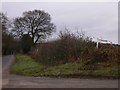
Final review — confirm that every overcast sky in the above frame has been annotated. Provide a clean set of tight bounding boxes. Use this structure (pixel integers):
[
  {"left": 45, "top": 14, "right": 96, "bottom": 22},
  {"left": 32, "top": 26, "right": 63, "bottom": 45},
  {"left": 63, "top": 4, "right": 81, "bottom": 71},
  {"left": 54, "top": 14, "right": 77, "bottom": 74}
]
[{"left": 2, "top": 2, "right": 118, "bottom": 44}]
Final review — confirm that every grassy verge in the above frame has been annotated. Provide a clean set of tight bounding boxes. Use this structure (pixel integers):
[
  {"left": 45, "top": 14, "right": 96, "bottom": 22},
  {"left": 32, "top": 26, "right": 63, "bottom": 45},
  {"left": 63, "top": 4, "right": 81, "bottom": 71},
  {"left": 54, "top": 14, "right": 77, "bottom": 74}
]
[
  {"left": 10, "top": 54, "right": 45, "bottom": 76},
  {"left": 11, "top": 54, "right": 119, "bottom": 78}
]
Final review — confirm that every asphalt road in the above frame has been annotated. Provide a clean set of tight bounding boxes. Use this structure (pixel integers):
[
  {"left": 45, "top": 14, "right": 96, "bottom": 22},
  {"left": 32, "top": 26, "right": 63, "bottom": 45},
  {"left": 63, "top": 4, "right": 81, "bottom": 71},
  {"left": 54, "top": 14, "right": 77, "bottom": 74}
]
[
  {"left": 2, "top": 55, "right": 118, "bottom": 88},
  {"left": 2, "top": 55, "right": 15, "bottom": 73}
]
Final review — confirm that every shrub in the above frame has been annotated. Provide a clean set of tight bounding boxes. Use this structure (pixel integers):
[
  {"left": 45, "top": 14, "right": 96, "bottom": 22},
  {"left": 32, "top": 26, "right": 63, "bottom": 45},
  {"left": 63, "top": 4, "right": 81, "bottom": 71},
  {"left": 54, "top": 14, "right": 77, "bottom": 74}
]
[
  {"left": 34, "top": 30, "right": 95, "bottom": 66},
  {"left": 86, "top": 45, "right": 119, "bottom": 64},
  {"left": 20, "top": 34, "right": 34, "bottom": 54},
  {"left": 30, "top": 29, "right": 119, "bottom": 66}
]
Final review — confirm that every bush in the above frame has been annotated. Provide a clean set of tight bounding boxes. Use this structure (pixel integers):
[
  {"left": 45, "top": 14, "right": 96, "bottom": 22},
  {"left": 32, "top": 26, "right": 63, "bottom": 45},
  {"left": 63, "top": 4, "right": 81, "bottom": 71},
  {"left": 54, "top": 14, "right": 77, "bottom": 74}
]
[
  {"left": 30, "top": 29, "right": 119, "bottom": 66},
  {"left": 20, "top": 34, "right": 34, "bottom": 54},
  {"left": 34, "top": 30, "right": 95, "bottom": 66},
  {"left": 86, "top": 45, "right": 119, "bottom": 65}
]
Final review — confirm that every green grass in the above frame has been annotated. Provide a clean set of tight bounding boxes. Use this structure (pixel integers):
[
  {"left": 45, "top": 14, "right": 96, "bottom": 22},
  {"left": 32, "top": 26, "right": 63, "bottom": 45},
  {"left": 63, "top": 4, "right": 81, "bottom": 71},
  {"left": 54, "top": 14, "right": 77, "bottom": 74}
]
[
  {"left": 10, "top": 54, "right": 45, "bottom": 76},
  {"left": 11, "top": 54, "right": 119, "bottom": 78},
  {"left": 41, "top": 62, "right": 119, "bottom": 78}
]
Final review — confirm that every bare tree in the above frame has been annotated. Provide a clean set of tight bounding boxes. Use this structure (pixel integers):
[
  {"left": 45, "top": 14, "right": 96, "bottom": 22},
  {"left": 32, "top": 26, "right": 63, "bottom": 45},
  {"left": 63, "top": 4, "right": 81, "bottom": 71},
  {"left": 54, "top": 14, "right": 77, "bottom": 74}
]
[
  {"left": 0, "top": 13, "right": 17, "bottom": 55},
  {"left": 0, "top": 13, "right": 9, "bottom": 33},
  {"left": 12, "top": 10, "right": 56, "bottom": 45}
]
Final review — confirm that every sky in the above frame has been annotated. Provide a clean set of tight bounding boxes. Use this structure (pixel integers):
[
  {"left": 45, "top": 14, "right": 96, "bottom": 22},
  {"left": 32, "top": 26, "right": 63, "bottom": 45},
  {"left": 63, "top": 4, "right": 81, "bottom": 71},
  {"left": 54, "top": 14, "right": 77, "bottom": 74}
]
[{"left": 1, "top": 2, "right": 118, "bottom": 44}]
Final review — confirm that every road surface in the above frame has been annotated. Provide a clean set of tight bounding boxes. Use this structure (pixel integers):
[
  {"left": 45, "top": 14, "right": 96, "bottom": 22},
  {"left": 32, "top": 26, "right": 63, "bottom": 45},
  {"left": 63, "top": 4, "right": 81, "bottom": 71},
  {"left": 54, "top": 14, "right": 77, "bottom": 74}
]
[
  {"left": 2, "top": 55, "right": 15, "bottom": 73},
  {"left": 2, "top": 55, "right": 118, "bottom": 88}
]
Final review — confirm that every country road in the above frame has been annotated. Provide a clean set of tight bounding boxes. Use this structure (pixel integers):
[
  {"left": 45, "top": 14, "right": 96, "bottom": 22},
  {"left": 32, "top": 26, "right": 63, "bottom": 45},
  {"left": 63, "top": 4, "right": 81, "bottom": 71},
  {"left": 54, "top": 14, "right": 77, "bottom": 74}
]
[
  {"left": 2, "top": 55, "right": 15, "bottom": 73},
  {"left": 2, "top": 55, "right": 119, "bottom": 88}
]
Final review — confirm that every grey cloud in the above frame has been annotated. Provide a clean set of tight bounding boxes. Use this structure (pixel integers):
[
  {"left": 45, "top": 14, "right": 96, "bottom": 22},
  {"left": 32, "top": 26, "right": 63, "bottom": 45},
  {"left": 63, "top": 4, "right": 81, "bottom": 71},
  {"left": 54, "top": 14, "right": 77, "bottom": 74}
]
[{"left": 2, "top": 2, "right": 118, "bottom": 44}]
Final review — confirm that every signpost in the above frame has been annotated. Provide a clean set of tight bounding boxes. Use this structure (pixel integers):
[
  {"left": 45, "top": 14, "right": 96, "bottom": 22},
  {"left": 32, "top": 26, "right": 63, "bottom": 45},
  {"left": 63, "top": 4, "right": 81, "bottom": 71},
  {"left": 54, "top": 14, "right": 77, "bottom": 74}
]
[{"left": 96, "top": 38, "right": 112, "bottom": 48}]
